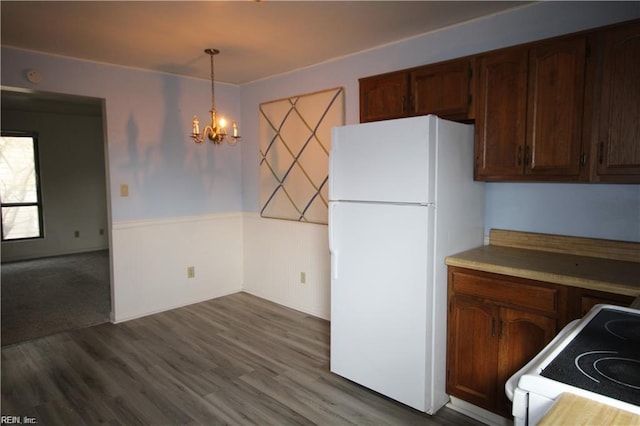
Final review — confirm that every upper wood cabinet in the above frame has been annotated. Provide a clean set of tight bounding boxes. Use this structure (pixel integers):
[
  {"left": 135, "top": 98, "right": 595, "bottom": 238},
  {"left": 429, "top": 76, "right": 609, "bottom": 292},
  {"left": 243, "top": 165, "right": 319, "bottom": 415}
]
[
  {"left": 359, "top": 71, "right": 409, "bottom": 123},
  {"left": 474, "top": 47, "right": 528, "bottom": 179},
  {"left": 475, "top": 35, "right": 587, "bottom": 181},
  {"left": 409, "top": 58, "right": 473, "bottom": 121},
  {"left": 587, "top": 20, "right": 640, "bottom": 182},
  {"left": 359, "top": 57, "right": 473, "bottom": 123},
  {"left": 526, "top": 36, "right": 587, "bottom": 178},
  {"left": 359, "top": 19, "right": 640, "bottom": 183}
]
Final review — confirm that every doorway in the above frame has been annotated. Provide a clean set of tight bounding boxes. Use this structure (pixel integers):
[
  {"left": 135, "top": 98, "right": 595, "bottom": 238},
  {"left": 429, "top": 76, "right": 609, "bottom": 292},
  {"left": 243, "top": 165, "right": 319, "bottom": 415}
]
[{"left": 0, "top": 89, "right": 112, "bottom": 346}]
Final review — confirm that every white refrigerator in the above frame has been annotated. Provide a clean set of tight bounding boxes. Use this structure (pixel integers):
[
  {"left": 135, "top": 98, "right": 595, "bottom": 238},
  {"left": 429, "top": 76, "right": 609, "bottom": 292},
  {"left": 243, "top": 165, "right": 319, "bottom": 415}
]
[{"left": 328, "top": 115, "right": 484, "bottom": 414}]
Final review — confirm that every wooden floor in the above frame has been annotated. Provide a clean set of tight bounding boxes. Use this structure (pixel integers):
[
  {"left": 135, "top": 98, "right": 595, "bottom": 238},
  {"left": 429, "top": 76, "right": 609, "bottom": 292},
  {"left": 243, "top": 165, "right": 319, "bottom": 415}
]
[{"left": 2, "top": 292, "right": 484, "bottom": 425}]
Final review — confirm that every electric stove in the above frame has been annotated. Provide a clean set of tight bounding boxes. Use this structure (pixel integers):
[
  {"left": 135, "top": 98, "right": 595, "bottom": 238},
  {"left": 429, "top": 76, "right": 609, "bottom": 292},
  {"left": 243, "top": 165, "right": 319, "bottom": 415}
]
[{"left": 506, "top": 304, "right": 640, "bottom": 426}]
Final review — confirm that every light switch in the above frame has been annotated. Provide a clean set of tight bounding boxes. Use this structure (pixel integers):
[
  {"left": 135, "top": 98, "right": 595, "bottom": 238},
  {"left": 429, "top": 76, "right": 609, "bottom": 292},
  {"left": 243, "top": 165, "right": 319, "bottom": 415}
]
[{"left": 120, "top": 184, "right": 129, "bottom": 197}]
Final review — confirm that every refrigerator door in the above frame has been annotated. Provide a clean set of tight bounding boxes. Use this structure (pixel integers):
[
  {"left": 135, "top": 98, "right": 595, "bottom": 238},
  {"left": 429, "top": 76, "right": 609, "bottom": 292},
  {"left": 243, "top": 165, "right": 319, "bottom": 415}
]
[
  {"left": 329, "top": 200, "right": 434, "bottom": 412},
  {"left": 329, "top": 116, "right": 436, "bottom": 204}
]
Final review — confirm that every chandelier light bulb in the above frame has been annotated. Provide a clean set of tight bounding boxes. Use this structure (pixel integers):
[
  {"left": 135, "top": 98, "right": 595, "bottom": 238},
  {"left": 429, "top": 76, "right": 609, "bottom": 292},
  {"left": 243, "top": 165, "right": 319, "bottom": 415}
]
[{"left": 192, "top": 116, "right": 200, "bottom": 135}]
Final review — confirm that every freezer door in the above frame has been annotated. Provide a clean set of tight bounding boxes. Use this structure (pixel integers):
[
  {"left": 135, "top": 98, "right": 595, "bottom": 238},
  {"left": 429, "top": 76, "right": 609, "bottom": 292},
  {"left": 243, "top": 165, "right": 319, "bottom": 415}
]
[
  {"left": 329, "top": 201, "right": 434, "bottom": 412},
  {"left": 329, "top": 116, "right": 435, "bottom": 204}
]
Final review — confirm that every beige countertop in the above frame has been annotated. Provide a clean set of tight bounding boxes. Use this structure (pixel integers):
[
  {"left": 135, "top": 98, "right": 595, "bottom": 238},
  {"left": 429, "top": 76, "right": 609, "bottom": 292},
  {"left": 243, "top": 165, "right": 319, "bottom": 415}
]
[{"left": 445, "top": 229, "right": 640, "bottom": 297}]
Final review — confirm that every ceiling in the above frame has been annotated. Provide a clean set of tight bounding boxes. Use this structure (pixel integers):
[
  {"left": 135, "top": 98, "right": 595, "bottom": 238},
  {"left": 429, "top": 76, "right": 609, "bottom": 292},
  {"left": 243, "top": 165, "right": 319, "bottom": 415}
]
[{"left": 1, "top": 1, "right": 530, "bottom": 85}]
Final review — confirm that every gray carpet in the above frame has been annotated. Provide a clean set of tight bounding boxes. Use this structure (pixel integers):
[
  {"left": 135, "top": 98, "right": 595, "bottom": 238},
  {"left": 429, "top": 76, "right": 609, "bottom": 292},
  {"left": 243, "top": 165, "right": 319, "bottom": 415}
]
[{"left": 1, "top": 250, "right": 111, "bottom": 346}]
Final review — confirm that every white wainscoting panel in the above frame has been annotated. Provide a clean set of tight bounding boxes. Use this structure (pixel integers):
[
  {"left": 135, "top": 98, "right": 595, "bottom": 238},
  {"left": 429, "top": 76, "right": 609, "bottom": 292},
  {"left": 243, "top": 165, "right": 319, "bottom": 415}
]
[
  {"left": 111, "top": 213, "right": 243, "bottom": 322},
  {"left": 242, "top": 213, "right": 330, "bottom": 320}
]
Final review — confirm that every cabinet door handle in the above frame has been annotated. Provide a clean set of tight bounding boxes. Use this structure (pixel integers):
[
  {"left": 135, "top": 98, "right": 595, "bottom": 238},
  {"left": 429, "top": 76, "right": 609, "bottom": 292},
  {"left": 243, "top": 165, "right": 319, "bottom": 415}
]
[
  {"left": 525, "top": 146, "right": 531, "bottom": 167},
  {"left": 517, "top": 146, "right": 523, "bottom": 166},
  {"left": 491, "top": 317, "right": 496, "bottom": 337},
  {"left": 499, "top": 319, "right": 504, "bottom": 339}
]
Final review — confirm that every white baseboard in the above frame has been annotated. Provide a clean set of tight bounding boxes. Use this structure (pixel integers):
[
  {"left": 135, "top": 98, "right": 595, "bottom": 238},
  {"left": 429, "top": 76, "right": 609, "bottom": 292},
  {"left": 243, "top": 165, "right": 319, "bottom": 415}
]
[
  {"left": 243, "top": 288, "right": 328, "bottom": 320},
  {"left": 111, "top": 288, "right": 241, "bottom": 323},
  {"left": 447, "top": 397, "right": 512, "bottom": 426}
]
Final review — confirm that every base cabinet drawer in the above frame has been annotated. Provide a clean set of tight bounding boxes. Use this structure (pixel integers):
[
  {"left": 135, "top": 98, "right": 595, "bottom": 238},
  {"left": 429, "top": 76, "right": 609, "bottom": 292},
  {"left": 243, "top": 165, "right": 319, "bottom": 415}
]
[
  {"left": 451, "top": 269, "right": 561, "bottom": 314},
  {"left": 567, "top": 287, "right": 636, "bottom": 318}
]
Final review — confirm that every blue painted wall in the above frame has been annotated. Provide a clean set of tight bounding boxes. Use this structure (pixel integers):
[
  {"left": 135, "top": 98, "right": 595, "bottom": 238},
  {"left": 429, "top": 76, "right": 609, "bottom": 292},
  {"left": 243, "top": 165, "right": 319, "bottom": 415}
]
[
  {"left": 1, "top": 48, "right": 242, "bottom": 222},
  {"left": 485, "top": 183, "right": 640, "bottom": 241}
]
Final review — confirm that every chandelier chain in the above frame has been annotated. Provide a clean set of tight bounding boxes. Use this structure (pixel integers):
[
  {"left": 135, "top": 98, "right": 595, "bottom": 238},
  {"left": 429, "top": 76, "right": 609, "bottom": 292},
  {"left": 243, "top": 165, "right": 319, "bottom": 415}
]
[{"left": 210, "top": 52, "right": 215, "bottom": 111}]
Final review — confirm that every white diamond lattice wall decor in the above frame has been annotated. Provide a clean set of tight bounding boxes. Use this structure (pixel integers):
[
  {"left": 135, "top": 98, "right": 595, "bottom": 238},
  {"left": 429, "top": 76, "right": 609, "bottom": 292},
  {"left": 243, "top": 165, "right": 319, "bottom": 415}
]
[{"left": 259, "top": 87, "right": 344, "bottom": 224}]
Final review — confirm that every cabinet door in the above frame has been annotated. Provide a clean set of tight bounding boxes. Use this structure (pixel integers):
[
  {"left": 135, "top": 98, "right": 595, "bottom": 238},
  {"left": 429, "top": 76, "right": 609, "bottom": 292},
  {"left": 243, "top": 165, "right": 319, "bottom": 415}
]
[
  {"left": 496, "top": 307, "right": 557, "bottom": 416},
  {"left": 474, "top": 47, "right": 528, "bottom": 180},
  {"left": 359, "top": 71, "right": 409, "bottom": 123},
  {"left": 447, "top": 295, "right": 499, "bottom": 410},
  {"left": 526, "top": 36, "right": 586, "bottom": 178},
  {"left": 595, "top": 21, "right": 640, "bottom": 180},
  {"left": 410, "top": 58, "right": 472, "bottom": 121}
]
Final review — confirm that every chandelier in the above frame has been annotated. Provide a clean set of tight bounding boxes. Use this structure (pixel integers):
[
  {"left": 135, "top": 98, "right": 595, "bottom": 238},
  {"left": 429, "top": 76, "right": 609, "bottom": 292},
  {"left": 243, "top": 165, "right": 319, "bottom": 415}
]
[{"left": 190, "top": 48, "right": 240, "bottom": 145}]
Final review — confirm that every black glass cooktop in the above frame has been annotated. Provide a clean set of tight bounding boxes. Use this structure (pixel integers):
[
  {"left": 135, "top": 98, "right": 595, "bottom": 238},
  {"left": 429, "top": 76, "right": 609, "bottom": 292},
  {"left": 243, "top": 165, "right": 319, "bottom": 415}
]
[{"left": 541, "top": 308, "right": 640, "bottom": 406}]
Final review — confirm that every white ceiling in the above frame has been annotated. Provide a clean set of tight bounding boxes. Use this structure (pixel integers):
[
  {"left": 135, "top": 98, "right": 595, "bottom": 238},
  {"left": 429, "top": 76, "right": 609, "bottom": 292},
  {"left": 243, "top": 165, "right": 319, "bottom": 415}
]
[{"left": 1, "top": 1, "right": 530, "bottom": 85}]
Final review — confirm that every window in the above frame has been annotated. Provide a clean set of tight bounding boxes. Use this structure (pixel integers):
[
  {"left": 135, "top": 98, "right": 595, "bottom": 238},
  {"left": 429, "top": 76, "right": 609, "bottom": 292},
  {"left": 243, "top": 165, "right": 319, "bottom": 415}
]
[{"left": 0, "top": 131, "right": 44, "bottom": 241}]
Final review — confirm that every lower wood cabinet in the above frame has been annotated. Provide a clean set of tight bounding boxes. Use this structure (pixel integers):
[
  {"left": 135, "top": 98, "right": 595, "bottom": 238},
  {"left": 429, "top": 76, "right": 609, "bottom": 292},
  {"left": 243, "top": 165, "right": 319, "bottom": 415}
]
[
  {"left": 446, "top": 267, "right": 563, "bottom": 417},
  {"left": 447, "top": 294, "right": 500, "bottom": 410},
  {"left": 570, "top": 287, "right": 636, "bottom": 317},
  {"left": 447, "top": 266, "right": 637, "bottom": 418},
  {"left": 496, "top": 306, "right": 557, "bottom": 414}
]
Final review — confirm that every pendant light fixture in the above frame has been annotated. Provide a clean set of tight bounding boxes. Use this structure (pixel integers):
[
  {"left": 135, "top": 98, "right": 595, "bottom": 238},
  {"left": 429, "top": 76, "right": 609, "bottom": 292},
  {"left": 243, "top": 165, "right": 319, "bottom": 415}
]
[{"left": 190, "top": 48, "right": 240, "bottom": 144}]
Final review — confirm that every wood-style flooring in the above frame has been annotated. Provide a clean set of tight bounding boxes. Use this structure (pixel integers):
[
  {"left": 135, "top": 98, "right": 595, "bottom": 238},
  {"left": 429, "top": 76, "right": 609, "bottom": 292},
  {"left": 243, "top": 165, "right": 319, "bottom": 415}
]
[{"left": 1, "top": 292, "right": 484, "bottom": 425}]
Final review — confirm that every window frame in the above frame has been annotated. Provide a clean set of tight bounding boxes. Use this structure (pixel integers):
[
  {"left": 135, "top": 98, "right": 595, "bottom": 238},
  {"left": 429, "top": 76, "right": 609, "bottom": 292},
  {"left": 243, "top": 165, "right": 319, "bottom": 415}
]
[{"left": 1, "top": 130, "right": 45, "bottom": 242}]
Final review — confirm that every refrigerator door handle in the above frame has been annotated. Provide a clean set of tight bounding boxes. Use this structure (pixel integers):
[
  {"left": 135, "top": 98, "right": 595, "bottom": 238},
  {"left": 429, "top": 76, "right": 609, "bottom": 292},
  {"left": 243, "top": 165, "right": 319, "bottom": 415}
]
[{"left": 328, "top": 202, "right": 338, "bottom": 279}]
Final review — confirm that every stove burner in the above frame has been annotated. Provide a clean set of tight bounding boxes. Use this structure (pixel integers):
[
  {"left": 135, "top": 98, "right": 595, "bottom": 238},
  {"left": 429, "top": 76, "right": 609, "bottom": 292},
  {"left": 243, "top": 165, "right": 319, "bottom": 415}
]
[
  {"left": 605, "top": 319, "right": 640, "bottom": 341},
  {"left": 577, "top": 350, "right": 640, "bottom": 390},
  {"left": 575, "top": 350, "right": 617, "bottom": 383},
  {"left": 594, "top": 357, "right": 640, "bottom": 390}
]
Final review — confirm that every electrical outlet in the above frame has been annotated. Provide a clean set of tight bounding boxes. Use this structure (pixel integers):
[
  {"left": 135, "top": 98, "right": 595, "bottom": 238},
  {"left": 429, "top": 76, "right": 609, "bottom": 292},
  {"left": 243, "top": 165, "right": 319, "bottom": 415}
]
[
  {"left": 99, "top": 228, "right": 105, "bottom": 235},
  {"left": 74, "top": 230, "right": 80, "bottom": 238},
  {"left": 187, "top": 266, "right": 195, "bottom": 278},
  {"left": 300, "top": 272, "right": 306, "bottom": 284},
  {"left": 120, "top": 184, "right": 129, "bottom": 197}
]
